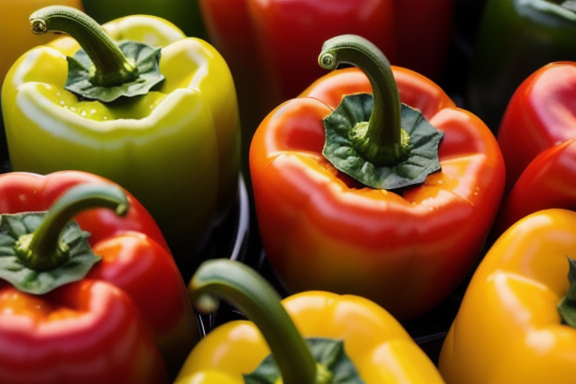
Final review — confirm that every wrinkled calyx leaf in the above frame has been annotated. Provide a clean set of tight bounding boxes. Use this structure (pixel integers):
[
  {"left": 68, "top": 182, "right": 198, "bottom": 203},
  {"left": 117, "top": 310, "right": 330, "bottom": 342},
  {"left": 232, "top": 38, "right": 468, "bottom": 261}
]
[
  {"left": 323, "top": 93, "right": 444, "bottom": 190},
  {"left": 244, "top": 338, "right": 365, "bottom": 384},
  {"left": 558, "top": 257, "right": 576, "bottom": 327},
  {"left": 66, "top": 41, "right": 164, "bottom": 102},
  {"left": 318, "top": 34, "right": 444, "bottom": 190},
  {"left": 0, "top": 183, "right": 129, "bottom": 295},
  {"left": 0, "top": 213, "right": 99, "bottom": 295}
]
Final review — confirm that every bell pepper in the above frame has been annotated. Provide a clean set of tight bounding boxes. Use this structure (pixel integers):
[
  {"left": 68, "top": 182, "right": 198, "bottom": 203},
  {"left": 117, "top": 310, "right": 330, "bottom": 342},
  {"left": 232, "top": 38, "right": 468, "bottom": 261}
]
[
  {"left": 198, "top": 0, "right": 455, "bottom": 176},
  {"left": 491, "top": 139, "right": 576, "bottom": 240},
  {"left": 1, "top": 6, "right": 241, "bottom": 272},
  {"left": 0, "top": 1, "right": 84, "bottom": 173},
  {"left": 439, "top": 208, "right": 576, "bottom": 384},
  {"left": 81, "top": 0, "right": 208, "bottom": 41},
  {"left": 0, "top": 170, "right": 200, "bottom": 383},
  {"left": 249, "top": 34, "right": 505, "bottom": 320},
  {"left": 497, "top": 61, "right": 576, "bottom": 194},
  {"left": 467, "top": 0, "right": 576, "bottom": 133},
  {"left": 175, "top": 259, "right": 445, "bottom": 384}
]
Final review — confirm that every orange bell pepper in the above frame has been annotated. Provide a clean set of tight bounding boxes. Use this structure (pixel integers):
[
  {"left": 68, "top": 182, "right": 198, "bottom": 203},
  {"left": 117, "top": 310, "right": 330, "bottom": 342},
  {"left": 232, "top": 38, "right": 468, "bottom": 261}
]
[{"left": 249, "top": 34, "right": 505, "bottom": 319}]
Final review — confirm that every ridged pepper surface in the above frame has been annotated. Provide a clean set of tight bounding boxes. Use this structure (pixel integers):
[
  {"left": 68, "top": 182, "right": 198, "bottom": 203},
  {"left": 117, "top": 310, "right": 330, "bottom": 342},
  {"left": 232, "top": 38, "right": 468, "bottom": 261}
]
[
  {"left": 1, "top": 6, "right": 241, "bottom": 270},
  {"left": 249, "top": 35, "right": 505, "bottom": 320},
  {"left": 175, "top": 259, "right": 445, "bottom": 384},
  {"left": 0, "top": 170, "right": 199, "bottom": 383},
  {"left": 199, "top": 0, "right": 455, "bottom": 175}
]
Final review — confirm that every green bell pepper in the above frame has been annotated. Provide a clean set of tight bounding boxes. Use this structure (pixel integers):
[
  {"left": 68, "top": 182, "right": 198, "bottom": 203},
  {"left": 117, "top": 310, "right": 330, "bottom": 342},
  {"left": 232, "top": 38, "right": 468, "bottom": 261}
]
[
  {"left": 81, "top": 0, "right": 208, "bottom": 41},
  {"left": 467, "top": 0, "right": 576, "bottom": 133},
  {"left": 1, "top": 6, "right": 241, "bottom": 274}
]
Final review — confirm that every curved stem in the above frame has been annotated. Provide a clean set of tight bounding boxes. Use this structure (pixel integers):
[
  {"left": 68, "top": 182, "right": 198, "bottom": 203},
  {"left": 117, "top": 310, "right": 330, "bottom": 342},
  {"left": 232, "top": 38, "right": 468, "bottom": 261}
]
[
  {"left": 29, "top": 5, "right": 139, "bottom": 87},
  {"left": 16, "top": 184, "right": 129, "bottom": 271},
  {"left": 190, "top": 259, "right": 317, "bottom": 384},
  {"left": 318, "top": 34, "right": 408, "bottom": 166}
]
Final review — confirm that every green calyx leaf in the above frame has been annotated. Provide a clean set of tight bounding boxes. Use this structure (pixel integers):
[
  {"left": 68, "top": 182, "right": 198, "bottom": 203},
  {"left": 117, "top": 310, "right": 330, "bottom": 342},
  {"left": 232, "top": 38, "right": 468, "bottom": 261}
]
[
  {"left": 244, "top": 338, "right": 365, "bottom": 384},
  {"left": 0, "top": 213, "right": 100, "bottom": 295},
  {"left": 322, "top": 93, "right": 444, "bottom": 190},
  {"left": 558, "top": 256, "right": 576, "bottom": 327},
  {"left": 66, "top": 41, "right": 164, "bottom": 102}
]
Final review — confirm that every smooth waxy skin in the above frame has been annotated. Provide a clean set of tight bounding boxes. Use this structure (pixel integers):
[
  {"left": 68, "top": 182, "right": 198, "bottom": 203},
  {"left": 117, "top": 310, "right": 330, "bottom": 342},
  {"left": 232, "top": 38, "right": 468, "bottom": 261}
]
[
  {"left": 440, "top": 209, "right": 576, "bottom": 384},
  {"left": 2, "top": 14, "right": 241, "bottom": 265},
  {"left": 0, "top": 171, "right": 199, "bottom": 381},
  {"left": 250, "top": 66, "right": 505, "bottom": 319},
  {"left": 175, "top": 291, "right": 445, "bottom": 383},
  {"left": 498, "top": 62, "right": 576, "bottom": 193}
]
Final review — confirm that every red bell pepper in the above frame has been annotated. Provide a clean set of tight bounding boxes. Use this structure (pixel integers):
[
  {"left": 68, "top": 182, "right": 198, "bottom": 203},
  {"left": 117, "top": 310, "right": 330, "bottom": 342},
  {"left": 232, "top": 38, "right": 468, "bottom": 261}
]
[
  {"left": 491, "top": 138, "right": 576, "bottom": 239},
  {"left": 249, "top": 35, "right": 505, "bottom": 320},
  {"left": 199, "top": 0, "right": 455, "bottom": 171},
  {"left": 497, "top": 61, "right": 576, "bottom": 194},
  {"left": 0, "top": 171, "right": 199, "bottom": 383}
]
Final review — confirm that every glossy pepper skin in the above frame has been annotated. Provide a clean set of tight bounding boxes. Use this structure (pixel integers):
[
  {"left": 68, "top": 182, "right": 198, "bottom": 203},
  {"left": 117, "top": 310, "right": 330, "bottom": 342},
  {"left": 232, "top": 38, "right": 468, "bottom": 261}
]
[
  {"left": 467, "top": 0, "right": 576, "bottom": 133},
  {"left": 491, "top": 139, "right": 576, "bottom": 240},
  {"left": 175, "top": 259, "right": 445, "bottom": 384},
  {"left": 249, "top": 48, "right": 505, "bottom": 319},
  {"left": 0, "top": 0, "right": 83, "bottom": 86},
  {"left": 1, "top": 9, "right": 241, "bottom": 268},
  {"left": 497, "top": 61, "right": 576, "bottom": 194},
  {"left": 0, "top": 170, "right": 199, "bottom": 382},
  {"left": 198, "top": 0, "right": 455, "bottom": 173},
  {"left": 0, "top": 0, "right": 84, "bottom": 168},
  {"left": 439, "top": 209, "right": 576, "bottom": 384},
  {"left": 1, "top": 280, "right": 168, "bottom": 384}
]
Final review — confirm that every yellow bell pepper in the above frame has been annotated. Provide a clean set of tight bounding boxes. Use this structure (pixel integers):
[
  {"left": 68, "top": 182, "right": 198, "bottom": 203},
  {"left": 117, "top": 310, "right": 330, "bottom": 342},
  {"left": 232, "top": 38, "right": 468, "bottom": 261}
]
[
  {"left": 1, "top": 7, "right": 241, "bottom": 272},
  {"left": 175, "top": 259, "right": 445, "bottom": 384},
  {"left": 439, "top": 208, "right": 576, "bottom": 384}
]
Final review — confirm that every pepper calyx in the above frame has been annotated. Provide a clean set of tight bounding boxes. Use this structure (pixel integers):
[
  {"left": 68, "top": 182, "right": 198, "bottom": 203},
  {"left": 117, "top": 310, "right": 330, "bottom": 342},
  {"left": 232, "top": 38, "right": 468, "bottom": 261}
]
[
  {"left": 66, "top": 41, "right": 164, "bottom": 102},
  {"left": 245, "top": 338, "right": 364, "bottom": 384},
  {"left": 319, "top": 34, "right": 444, "bottom": 190},
  {"left": 30, "top": 5, "right": 164, "bottom": 102},
  {"left": 558, "top": 256, "right": 576, "bottom": 327},
  {"left": 0, "top": 184, "right": 129, "bottom": 295},
  {"left": 323, "top": 93, "right": 443, "bottom": 190}
]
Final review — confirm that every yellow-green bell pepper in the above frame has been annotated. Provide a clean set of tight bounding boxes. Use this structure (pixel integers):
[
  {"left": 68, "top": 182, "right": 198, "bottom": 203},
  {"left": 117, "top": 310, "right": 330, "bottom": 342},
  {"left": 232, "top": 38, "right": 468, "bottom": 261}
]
[
  {"left": 1, "top": 6, "right": 241, "bottom": 273},
  {"left": 175, "top": 259, "right": 445, "bottom": 384},
  {"left": 439, "top": 208, "right": 576, "bottom": 384}
]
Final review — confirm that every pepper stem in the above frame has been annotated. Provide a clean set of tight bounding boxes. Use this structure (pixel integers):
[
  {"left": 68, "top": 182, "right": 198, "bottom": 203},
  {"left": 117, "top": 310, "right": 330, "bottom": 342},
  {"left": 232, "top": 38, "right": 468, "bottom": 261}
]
[
  {"left": 29, "top": 5, "right": 139, "bottom": 87},
  {"left": 15, "top": 184, "right": 129, "bottom": 271},
  {"left": 558, "top": 257, "right": 576, "bottom": 328},
  {"left": 318, "top": 34, "right": 410, "bottom": 166},
  {"left": 190, "top": 259, "right": 317, "bottom": 384}
]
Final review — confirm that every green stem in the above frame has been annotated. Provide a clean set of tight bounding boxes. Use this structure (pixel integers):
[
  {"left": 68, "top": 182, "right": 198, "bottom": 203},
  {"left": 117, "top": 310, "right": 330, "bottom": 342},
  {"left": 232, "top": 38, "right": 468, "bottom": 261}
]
[
  {"left": 318, "top": 34, "right": 409, "bottom": 166},
  {"left": 190, "top": 259, "right": 317, "bottom": 384},
  {"left": 558, "top": 257, "right": 576, "bottom": 327},
  {"left": 29, "top": 5, "right": 139, "bottom": 87},
  {"left": 15, "top": 184, "right": 129, "bottom": 271}
]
